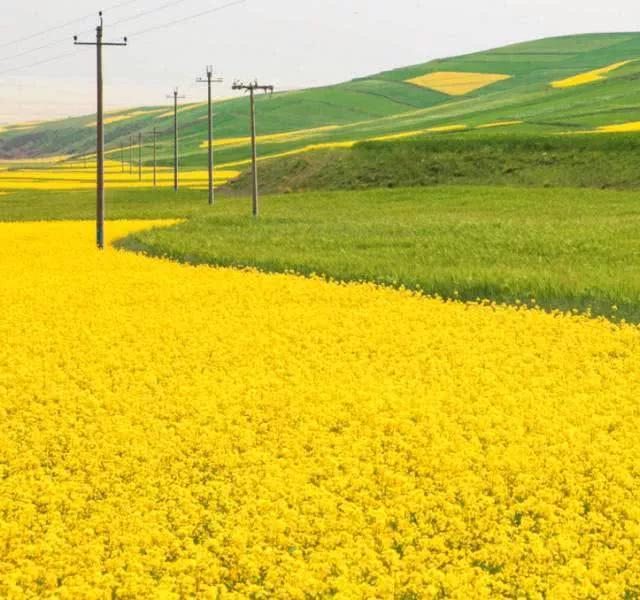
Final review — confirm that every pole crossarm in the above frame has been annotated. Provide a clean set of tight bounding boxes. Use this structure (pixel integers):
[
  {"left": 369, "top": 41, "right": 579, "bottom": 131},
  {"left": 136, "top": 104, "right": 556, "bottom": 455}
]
[{"left": 232, "top": 81, "right": 274, "bottom": 94}]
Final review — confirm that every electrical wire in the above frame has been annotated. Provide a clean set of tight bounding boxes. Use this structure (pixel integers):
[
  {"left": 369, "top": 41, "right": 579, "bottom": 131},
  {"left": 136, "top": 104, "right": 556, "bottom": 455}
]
[
  {"left": 0, "top": 28, "right": 94, "bottom": 64},
  {"left": 0, "top": 51, "right": 78, "bottom": 77},
  {"left": 110, "top": 0, "right": 196, "bottom": 29},
  {"left": 130, "top": 0, "right": 246, "bottom": 38},
  {"left": 0, "top": 0, "right": 247, "bottom": 79},
  {"left": 0, "top": 0, "right": 142, "bottom": 49}
]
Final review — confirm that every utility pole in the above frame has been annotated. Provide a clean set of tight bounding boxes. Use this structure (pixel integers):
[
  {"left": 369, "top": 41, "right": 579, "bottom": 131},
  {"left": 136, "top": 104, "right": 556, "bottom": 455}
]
[
  {"left": 197, "top": 66, "right": 223, "bottom": 205},
  {"left": 232, "top": 80, "right": 274, "bottom": 217},
  {"left": 120, "top": 141, "right": 125, "bottom": 173},
  {"left": 152, "top": 127, "right": 158, "bottom": 187},
  {"left": 74, "top": 13, "right": 127, "bottom": 250},
  {"left": 166, "top": 88, "right": 185, "bottom": 192},
  {"left": 129, "top": 135, "right": 133, "bottom": 175},
  {"left": 138, "top": 132, "right": 142, "bottom": 181}
]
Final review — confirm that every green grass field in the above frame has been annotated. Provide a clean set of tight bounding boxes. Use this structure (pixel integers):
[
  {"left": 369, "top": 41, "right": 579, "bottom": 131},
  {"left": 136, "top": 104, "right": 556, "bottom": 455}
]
[{"left": 3, "top": 185, "right": 640, "bottom": 323}]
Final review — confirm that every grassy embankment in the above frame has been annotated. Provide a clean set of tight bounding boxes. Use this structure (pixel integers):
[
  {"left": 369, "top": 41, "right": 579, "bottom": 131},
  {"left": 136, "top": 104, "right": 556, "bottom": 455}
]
[
  {"left": 3, "top": 185, "right": 639, "bottom": 322},
  {"left": 225, "top": 133, "right": 640, "bottom": 193}
]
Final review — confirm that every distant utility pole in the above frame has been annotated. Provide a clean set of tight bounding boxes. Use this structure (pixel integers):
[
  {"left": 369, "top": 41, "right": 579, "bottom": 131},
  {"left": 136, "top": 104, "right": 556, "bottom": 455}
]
[
  {"left": 129, "top": 135, "right": 133, "bottom": 175},
  {"left": 197, "top": 66, "right": 223, "bottom": 205},
  {"left": 232, "top": 80, "right": 274, "bottom": 217},
  {"left": 166, "top": 87, "right": 185, "bottom": 192},
  {"left": 138, "top": 132, "right": 142, "bottom": 181},
  {"left": 120, "top": 141, "right": 125, "bottom": 173},
  {"left": 152, "top": 127, "right": 158, "bottom": 187},
  {"left": 74, "top": 12, "right": 127, "bottom": 250}
]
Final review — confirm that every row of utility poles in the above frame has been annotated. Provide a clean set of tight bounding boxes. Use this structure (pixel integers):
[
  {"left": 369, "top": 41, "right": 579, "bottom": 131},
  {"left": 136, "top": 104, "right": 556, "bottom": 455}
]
[
  {"left": 75, "top": 12, "right": 274, "bottom": 250},
  {"left": 120, "top": 129, "right": 158, "bottom": 186}
]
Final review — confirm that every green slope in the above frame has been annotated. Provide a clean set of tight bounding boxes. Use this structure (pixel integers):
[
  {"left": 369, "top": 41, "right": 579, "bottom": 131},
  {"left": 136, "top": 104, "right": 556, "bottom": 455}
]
[{"left": 3, "top": 32, "right": 640, "bottom": 169}]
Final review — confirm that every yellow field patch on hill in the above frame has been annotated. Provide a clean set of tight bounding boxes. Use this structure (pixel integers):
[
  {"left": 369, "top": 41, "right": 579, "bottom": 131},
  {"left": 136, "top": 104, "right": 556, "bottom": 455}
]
[
  {"left": 551, "top": 60, "right": 635, "bottom": 89},
  {"left": 370, "top": 125, "right": 467, "bottom": 142},
  {"left": 406, "top": 71, "right": 512, "bottom": 96},
  {"left": 202, "top": 125, "right": 341, "bottom": 150},
  {"left": 157, "top": 102, "right": 208, "bottom": 119},
  {"left": 597, "top": 121, "right": 640, "bottom": 133},
  {"left": 85, "top": 109, "right": 165, "bottom": 128},
  {"left": 476, "top": 120, "right": 523, "bottom": 129},
  {"left": 558, "top": 121, "right": 640, "bottom": 135},
  {"left": 220, "top": 141, "right": 357, "bottom": 169}
]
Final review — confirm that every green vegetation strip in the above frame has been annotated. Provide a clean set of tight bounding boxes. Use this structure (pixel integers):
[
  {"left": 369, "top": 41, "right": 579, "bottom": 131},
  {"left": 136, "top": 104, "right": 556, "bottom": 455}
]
[
  {"left": 227, "top": 134, "right": 640, "bottom": 194},
  {"left": 3, "top": 185, "right": 638, "bottom": 322}
]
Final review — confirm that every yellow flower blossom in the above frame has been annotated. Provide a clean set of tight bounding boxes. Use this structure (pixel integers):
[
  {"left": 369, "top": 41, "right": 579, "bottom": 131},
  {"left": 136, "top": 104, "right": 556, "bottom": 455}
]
[
  {"left": 551, "top": 60, "right": 635, "bottom": 89},
  {"left": 1, "top": 221, "right": 640, "bottom": 597},
  {"left": 406, "top": 71, "right": 512, "bottom": 96}
]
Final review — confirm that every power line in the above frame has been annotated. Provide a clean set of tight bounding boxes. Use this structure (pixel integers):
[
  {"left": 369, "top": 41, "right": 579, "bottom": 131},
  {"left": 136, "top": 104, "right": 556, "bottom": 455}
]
[
  {"left": 0, "top": 29, "right": 94, "bottom": 64},
  {"left": 0, "top": 51, "right": 78, "bottom": 77},
  {"left": 0, "top": 0, "right": 199, "bottom": 69},
  {"left": 0, "top": 0, "right": 247, "bottom": 80},
  {"left": 130, "top": 0, "right": 246, "bottom": 37},
  {"left": 0, "top": 0, "right": 141, "bottom": 49},
  {"left": 110, "top": 0, "right": 196, "bottom": 29}
]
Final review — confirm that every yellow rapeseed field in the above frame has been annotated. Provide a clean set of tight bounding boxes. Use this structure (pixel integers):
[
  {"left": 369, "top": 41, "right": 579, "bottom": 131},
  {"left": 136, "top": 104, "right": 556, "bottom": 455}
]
[
  {"left": 558, "top": 121, "right": 640, "bottom": 135},
  {"left": 475, "top": 120, "right": 523, "bottom": 129},
  {"left": 597, "top": 121, "right": 640, "bottom": 133},
  {"left": 2, "top": 221, "right": 640, "bottom": 598},
  {"left": 551, "top": 60, "right": 635, "bottom": 88},
  {"left": 200, "top": 125, "right": 341, "bottom": 150},
  {"left": 85, "top": 110, "right": 165, "bottom": 128},
  {"left": 0, "top": 162, "right": 240, "bottom": 191},
  {"left": 405, "top": 72, "right": 511, "bottom": 96}
]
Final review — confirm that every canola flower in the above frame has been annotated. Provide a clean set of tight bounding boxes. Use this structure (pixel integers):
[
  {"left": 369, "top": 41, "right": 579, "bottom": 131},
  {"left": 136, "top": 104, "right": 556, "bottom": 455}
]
[
  {"left": 558, "top": 121, "right": 640, "bottom": 136},
  {"left": 551, "top": 60, "right": 635, "bottom": 89},
  {"left": 0, "top": 164, "right": 240, "bottom": 191},
  {"left": 157, "top": 102, "right": 209, "bottom": 119},
  {"left": 405, "top": 71, "right": 511, "bottom": 96},
  {"left": 370, "top": 125, "right": 467, "bottom": 142},
  {"left": 596, "top": 121, "right": 640, "bottom": 133},
  {"left": 199, "top": 125, "right": 341, "bottom": 150},
  {"left": 475, "top": 120, "right": 523, "bottom": 129},
  {"left": 1, "top": 221, "right": 640, "bottom": 598},
  {"left": 84, "top": 110, "right": 165, "bottom": 128}
]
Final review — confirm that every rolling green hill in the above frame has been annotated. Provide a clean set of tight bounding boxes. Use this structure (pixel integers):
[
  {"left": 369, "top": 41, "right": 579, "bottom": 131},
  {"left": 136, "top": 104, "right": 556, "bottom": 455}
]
[{"left": 3, "top": 32, "right": 640, "bottom": 171}]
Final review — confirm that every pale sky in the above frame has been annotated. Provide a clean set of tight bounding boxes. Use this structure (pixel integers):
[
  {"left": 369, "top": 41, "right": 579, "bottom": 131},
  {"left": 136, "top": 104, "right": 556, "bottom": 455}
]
[{"left": 0, "top": 0, "right": 639, "bottom": 123}]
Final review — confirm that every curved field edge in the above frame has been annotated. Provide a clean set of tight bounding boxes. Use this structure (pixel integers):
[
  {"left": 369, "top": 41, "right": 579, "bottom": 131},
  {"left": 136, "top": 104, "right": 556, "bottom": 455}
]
[{"left": 114, "top": 185, "right": 640, "bottom": 324}]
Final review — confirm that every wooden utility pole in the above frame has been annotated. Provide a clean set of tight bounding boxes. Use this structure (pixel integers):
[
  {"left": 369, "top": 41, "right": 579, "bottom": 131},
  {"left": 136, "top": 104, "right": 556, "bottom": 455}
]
[
  {"left": 152, "top": 127, "right": 158, "bottom": 187},
  {"left": 74, "top": 13, "right": 127, "bottom": 249},
  {"left": 120, "top": 141, "right": 125, "bottom": 173},
  {"left": 197, "top": 66, "right": 223, "bottom": 205},
  {"left": 138, "top": 132, "right": 142, "bottom": 181},
  {"left": 129, "top": 135, "right": 133, "bottom": 175},
  {"left": 166, "top": 88, "right": 185, "bottom": 192},
  {"left": 232, "top": 80, "right": 274, "bottom": 217}
]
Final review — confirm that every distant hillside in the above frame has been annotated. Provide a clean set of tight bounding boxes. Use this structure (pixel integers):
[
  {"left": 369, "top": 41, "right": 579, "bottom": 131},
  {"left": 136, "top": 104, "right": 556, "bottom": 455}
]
[{"left": 3, "top": 32, "right": 640, "bottom": 170}]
